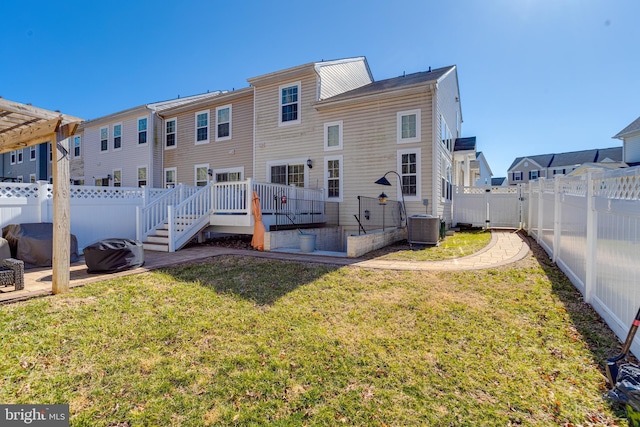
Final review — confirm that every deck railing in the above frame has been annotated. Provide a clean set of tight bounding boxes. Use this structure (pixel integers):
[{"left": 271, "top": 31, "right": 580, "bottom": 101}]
[
  {"left": 168, "top": 183, "right": 214, "bottom": 252},
  {"left": 136, "top": 184, "right": 196, "bottom": 241}
]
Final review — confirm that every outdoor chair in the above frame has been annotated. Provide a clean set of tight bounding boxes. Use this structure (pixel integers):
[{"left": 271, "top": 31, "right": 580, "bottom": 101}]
[{"left": 0, "top": 258, "right": 24, "bottom": 291}]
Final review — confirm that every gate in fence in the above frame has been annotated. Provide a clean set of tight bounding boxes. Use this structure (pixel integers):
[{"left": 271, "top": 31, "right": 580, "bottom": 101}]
[{"left": 453, "top": 185, "right": 523, "bottom": 228}]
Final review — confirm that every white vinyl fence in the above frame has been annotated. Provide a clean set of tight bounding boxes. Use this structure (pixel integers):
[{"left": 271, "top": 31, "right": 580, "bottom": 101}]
[
  {"left": 525, "top": 167, "right": 640, "bottom": 357},
  {"left": 453, "top": 185, "right": 523, "bottom": 228},
  {"left": 0, "top": 181, "right": 166, "bottom": 251}
]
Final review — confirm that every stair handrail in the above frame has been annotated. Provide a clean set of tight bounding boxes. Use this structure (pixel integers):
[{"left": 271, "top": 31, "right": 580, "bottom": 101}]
[
  {"left": 136, "top": 184, "right": 185, "bottom": 241},
  {"left": 167, "top": 183, "right": 214, "bottom": 252}
]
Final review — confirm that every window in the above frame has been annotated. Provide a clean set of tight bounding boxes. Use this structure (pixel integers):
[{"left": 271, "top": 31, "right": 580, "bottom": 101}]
[
  {"left": 529, "top": 170, "right": 539, "bottom": 180},
  {"left": 30, "top": 146, "right": 36, "bottom": 161},
  {"left": 513, "top": 171, "right": 523, "bottom": 182},
  {"left": 195, "top": 110, "right": 209, "bottom": 144},
  {"left": 137, "top": 166, "right": 147, "bottom": 187},
  {"left": 213, "top": 167, "right": 243, "bottom": 183},
  {"left": 100, "top": 127, "right": 108, "bottom": 152},
  {"left": 397, "top": 109, "right": 421, "bottom": 143},
  {"left": 138, "top": 118, "right": 148, "bottom": 145},
  {"left": 279, "top": 82, "right": 300, "bottom": 126},
  {"left": 17, "top": 176, "right": 23, "bottom": 183},
  {"left": 73, "top": 136, "right": 81, "bottom": 157},
  {"left": 441, "top": 160, "right": 452, "bottom": 202},
  {"left": 553, "top": 169, "right": 565, "bottom": 175},
  {"left": 324, "top": 121, "right": 343, "bottom": 151},
  {"left": 113, "top": 123, "right": 122, "bottom": 150},
  {"left": 29, "top": 174, "right": 36, "bottom": 183},
  {"left": 10, "top": 151, "right": 16, "bottom": 164},
  {"left": 95, "top": 177, "right": 109, "bottom": 186},
  {"left": 216, "top": 105, "right": 231, "bottom": 141},
  {"left": 165, "top": 118, "right": 176, "bottom": 149},
  {"left": 397, "top": 148, "right": 421, "bottom": 201},
  {"left": 17, "top": 149, "right": 23, "bottom": 164},
  {"left": 325, "top": 155, "right": 343, "bottom": 201},
  {"left": 164, "top": 168, "right": 176, "bottom": 188},
  {"left": 268, "top": 161, "right": 305, "bottom": 187},
  {"left": 72, "top": 178, "right": 84, "bottom": 185},
  {"left": 195, "top": 164, "right": 209, "bottom": 187},
  {"left": 113, "top": 169, "right": 122, "bottom": 187},
  {"left": 440, "top": 115, "right": 452, "bottom": 151}
]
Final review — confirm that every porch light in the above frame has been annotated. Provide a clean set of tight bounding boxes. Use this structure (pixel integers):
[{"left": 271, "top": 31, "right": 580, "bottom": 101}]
[
  {"left": 306, "top": 158, "right": 313, "bottom": 168},
  {"left": 378, "top": 192, "right": 388, "bottom": 205}
]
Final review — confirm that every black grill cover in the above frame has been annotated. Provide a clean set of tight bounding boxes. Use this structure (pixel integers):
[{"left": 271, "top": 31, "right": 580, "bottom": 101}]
[
  {"left": 2, "top": 223, "right": 80, "bottom": 268},
  {"left": 84, "top": 238, "right": 144, "bottom": 273}
]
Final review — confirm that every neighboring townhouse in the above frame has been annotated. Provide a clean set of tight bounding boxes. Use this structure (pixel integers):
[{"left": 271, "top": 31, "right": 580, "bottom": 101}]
[
  {"left": 613, "top": 116, "right": 640, "bottom": 166},
  {"left": 248, "top": 57, "right": 462, "bottom": 227},
  {"left": 1, "top": 143, "right": 49, "bottom": 183},
  {"left": 507, "top": 147, "right": 623, "bottom": 185},
  {"left": 79, "top": 92, "right": 223, "bottom": 187},
  {"left": 157, "top": 87, "right": 254, "bottom": 188},
  {"left": 452, "top": 137, "right": 493, "bottom": 186}
]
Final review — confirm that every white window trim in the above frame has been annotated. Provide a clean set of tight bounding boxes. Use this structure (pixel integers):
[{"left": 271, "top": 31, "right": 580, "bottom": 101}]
[
  {"left": 29, "top": 174, "right": 36, "bottom": 183},
  {"left": 397, "top": 109, "right": 421, "bottom": 144},
  {"left": 137, "top": 116, "right": 149, "bottom": 146},
  {"left": 212, "top": 166, "right": 244, "bottom": 182},
  {"left": 324, "top": 120, "right": 343, "bottom": 151},
  {"left": 10, "top": 151, "right": 16, "bottom": 165},
  {"left": 397, "top": 147, "right": 421, "bottom": 202},
  {"left": 113, "top": 122, "right": 123, "bottom": 151},
  {"left": 513, "top": 171, "right": 523, "bottom": 181},
  {"left": 266, "top": 158, "right": 308, "bottom": 186},
  {"left": 73, "top": 136, "right": 81, "bottom": 158},
  {"left": 17, "top": 149, "right": 23, "bottom": 164},
  {"left": 324, "top": 154, "right": 343, "bottom": 202},
  {"left": 165, "top": 117, "right": 177, "bottom": 150},
  {"left": 30, "top": 146, "right": 36, "bottom": 161},
  {"left": 112, "top": 169, "right": 122, "bottom": 187},
  {"left": 137, "top": 165, "right": 148, "bottom": 187},
  {"left": 215, "top": 105, "right": 232, "bottom": 142},
  {"left": 278, "top": 81, "right": 301, "bottom": 127},
  {"left": 195, "top": 110, "right": 210, "bottom": 145},
  {"left": 100, "top": 126, "right": 109, "bottom": 153},
  {"left": 194, "top": 163, "right": 210, "bottom": 186},
  {"left": 164, "top": 167, "right": 177, "bottom": 188}
]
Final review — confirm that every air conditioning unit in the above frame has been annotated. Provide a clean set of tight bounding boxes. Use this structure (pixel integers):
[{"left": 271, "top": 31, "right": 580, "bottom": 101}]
[{"left": 408, "top": 215, "right": 440, "bottom": 245}]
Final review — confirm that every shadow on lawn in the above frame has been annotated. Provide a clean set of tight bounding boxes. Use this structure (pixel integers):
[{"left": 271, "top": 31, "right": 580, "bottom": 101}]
[{"left": 162, "top": 255, "right": 340, "bottom": 306}]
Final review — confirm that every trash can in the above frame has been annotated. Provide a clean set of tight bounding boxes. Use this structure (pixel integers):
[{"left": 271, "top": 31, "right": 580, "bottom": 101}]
[
  {"left": 440, "top": 220, "right": 447, "bottom": 240},
  {"left": 299, "top": 234, "right": 316, "bottom": 253}
]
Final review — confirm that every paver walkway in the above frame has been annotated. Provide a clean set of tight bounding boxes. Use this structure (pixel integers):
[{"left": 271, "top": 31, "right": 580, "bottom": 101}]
[{"left": 1, "top": 230, "right": 529, "bottom": 304}]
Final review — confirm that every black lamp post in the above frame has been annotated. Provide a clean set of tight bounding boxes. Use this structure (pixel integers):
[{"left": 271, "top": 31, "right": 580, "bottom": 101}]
[{"left": 375, "top": 171, "right": 411, "bottom": 247}]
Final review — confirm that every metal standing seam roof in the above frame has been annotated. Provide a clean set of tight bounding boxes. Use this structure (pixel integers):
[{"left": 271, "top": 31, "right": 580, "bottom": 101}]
[{"left": 613, "top": 116, "right": 640, "bottom": 139}]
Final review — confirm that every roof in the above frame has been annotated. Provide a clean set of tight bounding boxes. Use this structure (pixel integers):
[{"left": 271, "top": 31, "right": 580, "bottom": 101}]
[
  {"left": 0, "top": 98, "right": 82, "bottom": 153},
  {"left": 317, "top": 65, "right": 455, "bottom": 104},
  {"left": 613, "top": 116, "right": 640, "bottom": 139},
  {"left": 491, "top": 177, "right": 506, "bottom": 186},
  {"left": 247, "top": 57, "right": 369, "bottom": 85},
  {"left": 454, "top": 136, "right": 476, "bottom": 151},
  {"left": 508, "top": 147, "right": 623, "bottom": 171}
]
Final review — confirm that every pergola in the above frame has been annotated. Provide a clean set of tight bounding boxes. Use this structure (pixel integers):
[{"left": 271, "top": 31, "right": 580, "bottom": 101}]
[{"left": 0, "top": 97, "right": 83, "bottom": 294}]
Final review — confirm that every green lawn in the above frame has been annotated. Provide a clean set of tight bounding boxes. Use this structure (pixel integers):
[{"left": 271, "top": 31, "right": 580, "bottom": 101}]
[{"left": 0, "top": 247, "right": 625, "bottom": 426}]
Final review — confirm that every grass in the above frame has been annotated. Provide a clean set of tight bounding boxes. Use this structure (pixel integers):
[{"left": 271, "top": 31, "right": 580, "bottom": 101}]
[
  {"left": 0, "top": 241, "right": 626, "bottom": 426},
  {"left": 366, "top": 228, "right": 492, "bottom": 261}
]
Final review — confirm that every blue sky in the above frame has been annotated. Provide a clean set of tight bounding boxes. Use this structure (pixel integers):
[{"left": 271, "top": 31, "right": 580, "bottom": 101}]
[{"left": 2, "top": 0, "right": 638, "bottom": 177}]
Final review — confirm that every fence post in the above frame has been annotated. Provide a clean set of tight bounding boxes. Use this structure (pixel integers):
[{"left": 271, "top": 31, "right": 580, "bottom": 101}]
[
  {"left": 136, "top": 206, "right": 141, "bottom": 241},
  {"left": 537, "top": 178, "right": 544, "bottom": 244},
  {"left": 584, "top": 170, "right": 597, "bottom": 303},
  {"left": 36, "top": 181, "right": 50, "bottom": 222},
  {"left": 552, "top": 176, "right": 562, "bottom": 262}
]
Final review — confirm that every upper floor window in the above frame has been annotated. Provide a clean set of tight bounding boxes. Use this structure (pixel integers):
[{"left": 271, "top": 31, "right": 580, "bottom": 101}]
[
  {"left": 100, "top": 127, "right": 108, "bottom": 152},
  {"left": 440, "top": 115, "right": 452, "bottom": 151},
  {"left": 195, "top": 110, "right": 209, "bottom": 144},
  {"left": 138, "top": 118, "right": 148, "bottom": 145},
  {"left": 216, "top": 105, "right": 231, "bottom": 141},
  {"left": 30, "top": 146, "right": 36, "bottom": 161},
  {"left": 397, "top": 109, "right": 421, "bottom": 144},
  {"left": 279, "top": 82, "right": 300, "bottom": 126},
  {"left": 73, "top": 136, "right": 81, "bottom": 157},
  {"left": 324, "top": 121, "right": 343, "bottom": 151},
  {"left": 165, "top": 118, "right": 176, "bottom": 149},
  {"left": 10, "top": 151, "right": 16, "bottom": 165},
  {"left": 17, "top": 149, "right": 23, "bottom": 164},
  {"left": 113, "top": 123, "right": 122, "bottom": 150}
]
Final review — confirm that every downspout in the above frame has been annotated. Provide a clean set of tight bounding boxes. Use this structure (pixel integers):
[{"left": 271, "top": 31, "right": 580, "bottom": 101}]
[{"left": 431, "top": 83, "right": 438, "bottom": 217}]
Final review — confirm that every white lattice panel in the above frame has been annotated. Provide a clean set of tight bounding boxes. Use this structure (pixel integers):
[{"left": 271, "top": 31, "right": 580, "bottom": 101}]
[
  {"left": 0, "top": 184, "right": 40, "bottom": 199},
  {"left": 595, "top": 174, "right": 640, "bottom": 200},
  {"left": 70, "top": 187, "right": 145, "bottom": 199}
]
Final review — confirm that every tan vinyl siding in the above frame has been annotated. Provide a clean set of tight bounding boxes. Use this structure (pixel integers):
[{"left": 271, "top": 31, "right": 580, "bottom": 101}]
[
  {"left": 317, "top": 60, "right": 373, "bottom": 100},
  {"left": 163, "top": 92, "right": 254, "bottom": 186},
  {"left": 625, "top": 134, "right": 640, "bottom": 163},
  {"left": 254, "top": 67, "right": 435, "bottom": 228}
]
